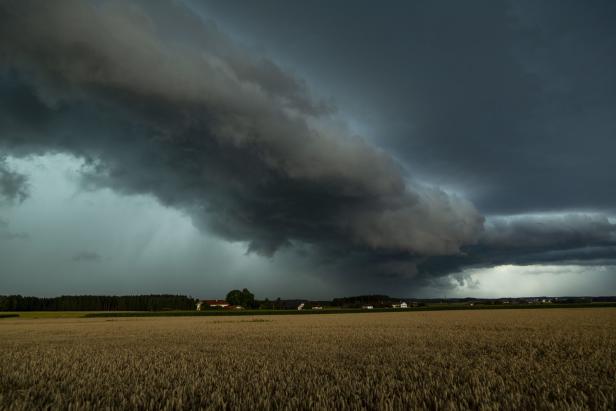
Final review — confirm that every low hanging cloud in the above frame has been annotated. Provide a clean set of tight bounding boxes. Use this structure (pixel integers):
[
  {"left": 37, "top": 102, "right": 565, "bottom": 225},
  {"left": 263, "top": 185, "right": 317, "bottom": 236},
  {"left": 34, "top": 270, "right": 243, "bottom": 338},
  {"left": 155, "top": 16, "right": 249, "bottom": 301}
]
[
  {"left": 0, "top": 157, "right": 28, "bottom": 204},
  {"left": 476, "top": 214, "right": 616, "bottom": 266},
  {"left": 481, "top": 214, "right": 616, "bottom": 250},
  {"left": 0, "top": 0, "right": 614, "bottom": 287},
  {"left": 417, "top": 213, "right": 616, "bottom": 279}
]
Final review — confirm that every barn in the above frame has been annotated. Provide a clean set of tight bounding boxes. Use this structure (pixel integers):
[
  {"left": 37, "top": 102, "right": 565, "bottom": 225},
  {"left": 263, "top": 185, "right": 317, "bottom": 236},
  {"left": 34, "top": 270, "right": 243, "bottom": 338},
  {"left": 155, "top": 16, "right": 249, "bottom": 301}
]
[{"left": 196, "top": 300, "right": 230, "bottom": 311}]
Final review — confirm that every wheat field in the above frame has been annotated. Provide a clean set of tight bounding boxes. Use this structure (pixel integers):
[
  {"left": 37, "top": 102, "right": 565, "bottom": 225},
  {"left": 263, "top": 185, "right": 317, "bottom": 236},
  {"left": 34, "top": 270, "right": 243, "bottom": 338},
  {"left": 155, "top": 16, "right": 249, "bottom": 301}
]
[{"left": 1, "top": 309, "right": 615, "bottom": 410}]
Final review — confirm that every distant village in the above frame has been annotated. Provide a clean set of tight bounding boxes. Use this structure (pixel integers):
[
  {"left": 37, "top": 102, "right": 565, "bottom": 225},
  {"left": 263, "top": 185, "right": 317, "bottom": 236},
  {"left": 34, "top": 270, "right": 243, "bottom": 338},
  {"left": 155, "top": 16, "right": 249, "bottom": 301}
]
[
  {"left": 195, "top": 291, "right": 610, "bottom": 311},
  {"left": 196, "top": 298, "right": 412, "bottom": 311}
]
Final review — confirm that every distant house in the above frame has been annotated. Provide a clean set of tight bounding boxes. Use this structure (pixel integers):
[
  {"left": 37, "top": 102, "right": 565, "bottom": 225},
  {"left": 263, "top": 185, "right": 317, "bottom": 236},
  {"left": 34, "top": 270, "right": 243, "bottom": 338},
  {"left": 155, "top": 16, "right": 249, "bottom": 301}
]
[
  {"left": 312, "top": 305, "right": 323, "bottom": 310},
  {"left": 207, "top": 300, "right": 230, "bottom": 308},
  {"left": 362, "top": 305, "right": 374, "bottom": 310},
  {"left": 196, "top": 300, "right": 230, "bottom": 311},
  {"left": 392, "top": 302, "right": 408, "bottom": 309}
]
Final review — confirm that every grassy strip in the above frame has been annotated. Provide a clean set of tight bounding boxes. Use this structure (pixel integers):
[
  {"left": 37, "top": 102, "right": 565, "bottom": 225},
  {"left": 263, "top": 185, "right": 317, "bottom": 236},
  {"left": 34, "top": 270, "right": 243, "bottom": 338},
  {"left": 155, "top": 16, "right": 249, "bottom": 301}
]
[
  {"left": 2, "top": 303, "right": 614, "bottom": 319},
  {"left": 83, "top": 302, "right": 616, "bottom": 318},
  {"left": 0, "top": 311, "right": 100, "bottom": 319}
]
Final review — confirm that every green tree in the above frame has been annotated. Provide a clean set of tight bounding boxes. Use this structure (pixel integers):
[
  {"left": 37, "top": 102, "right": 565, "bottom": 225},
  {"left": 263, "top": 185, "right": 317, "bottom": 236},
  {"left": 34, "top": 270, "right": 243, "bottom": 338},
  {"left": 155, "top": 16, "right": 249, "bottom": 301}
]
[
  {"left": 225, "top": 288, "right": 255, "bottom": 307},
  {"left": 226, "top": 289, "right": 243, "bottom": 306},
  {"left": 241, "top": 288, "right": 255, "bottom": 308}
]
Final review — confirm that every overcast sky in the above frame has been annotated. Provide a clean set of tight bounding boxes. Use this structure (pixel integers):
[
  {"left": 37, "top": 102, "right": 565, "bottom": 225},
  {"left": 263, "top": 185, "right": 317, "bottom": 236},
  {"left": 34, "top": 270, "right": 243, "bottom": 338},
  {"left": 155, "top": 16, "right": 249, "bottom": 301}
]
[{"left": 1, "top": 0, "right": 615, "bottom": 299}]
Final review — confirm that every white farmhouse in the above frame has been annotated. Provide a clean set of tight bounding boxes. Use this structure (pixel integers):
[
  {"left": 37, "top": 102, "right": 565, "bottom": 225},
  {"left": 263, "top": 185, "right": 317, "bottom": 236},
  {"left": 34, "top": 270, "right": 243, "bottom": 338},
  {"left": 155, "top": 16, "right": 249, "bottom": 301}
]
[{"left": 196, "top": 299, "right": 230, "bottom": 311}]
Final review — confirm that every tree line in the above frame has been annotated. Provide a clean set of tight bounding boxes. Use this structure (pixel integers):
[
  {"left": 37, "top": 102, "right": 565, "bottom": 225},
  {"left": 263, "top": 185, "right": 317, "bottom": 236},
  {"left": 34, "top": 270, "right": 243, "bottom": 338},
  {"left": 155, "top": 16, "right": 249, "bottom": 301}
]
[{"left": 0, "top": 295, "right": 197, "bottom": 311}]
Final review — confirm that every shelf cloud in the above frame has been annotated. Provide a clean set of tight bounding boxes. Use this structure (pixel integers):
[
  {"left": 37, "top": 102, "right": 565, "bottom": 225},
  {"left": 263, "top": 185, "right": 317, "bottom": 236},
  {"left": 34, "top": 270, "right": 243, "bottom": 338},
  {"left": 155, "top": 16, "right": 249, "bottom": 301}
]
[{"left": 1, "top": 0, "right": 615, "bottom": 290}]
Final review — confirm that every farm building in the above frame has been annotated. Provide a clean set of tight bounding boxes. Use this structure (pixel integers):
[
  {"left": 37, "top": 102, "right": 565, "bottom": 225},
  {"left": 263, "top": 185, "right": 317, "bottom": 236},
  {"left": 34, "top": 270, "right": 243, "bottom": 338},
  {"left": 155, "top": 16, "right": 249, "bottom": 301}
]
[{"left": 196, "top": 300, "right": 230, "bottom": 311}]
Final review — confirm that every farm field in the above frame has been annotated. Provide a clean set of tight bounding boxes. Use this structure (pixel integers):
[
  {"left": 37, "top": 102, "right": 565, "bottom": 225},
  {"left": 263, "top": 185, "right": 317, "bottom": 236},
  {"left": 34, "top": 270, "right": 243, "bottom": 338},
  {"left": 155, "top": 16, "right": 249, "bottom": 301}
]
[{"left": 1, "top": 309, "right": 615, "bottom": 410}]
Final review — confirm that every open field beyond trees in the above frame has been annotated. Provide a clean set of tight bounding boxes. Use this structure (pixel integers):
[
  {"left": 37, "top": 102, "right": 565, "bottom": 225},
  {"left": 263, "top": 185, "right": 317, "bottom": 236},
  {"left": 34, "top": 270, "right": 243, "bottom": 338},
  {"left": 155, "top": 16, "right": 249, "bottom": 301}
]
[{"left": 1, "top": 309, "right": 615, "bottom": 410}]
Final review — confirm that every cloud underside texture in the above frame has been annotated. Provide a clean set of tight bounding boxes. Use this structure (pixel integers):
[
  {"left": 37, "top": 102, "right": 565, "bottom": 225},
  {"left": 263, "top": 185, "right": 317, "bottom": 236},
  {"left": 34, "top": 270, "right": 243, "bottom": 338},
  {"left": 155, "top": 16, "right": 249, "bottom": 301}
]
[
  {"left": 0, "top": 156, "right": 27, "bottom": 203},
  {"left": 0, "top": 0, "right": 614, "bottom": 284}
]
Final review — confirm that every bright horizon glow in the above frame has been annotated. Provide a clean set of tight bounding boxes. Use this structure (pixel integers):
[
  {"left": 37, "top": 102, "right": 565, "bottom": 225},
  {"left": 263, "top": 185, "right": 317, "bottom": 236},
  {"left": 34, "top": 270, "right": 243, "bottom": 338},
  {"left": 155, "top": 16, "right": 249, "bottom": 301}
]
[{"left": 444, "top": 264, "right": 616, "bottom": 298}]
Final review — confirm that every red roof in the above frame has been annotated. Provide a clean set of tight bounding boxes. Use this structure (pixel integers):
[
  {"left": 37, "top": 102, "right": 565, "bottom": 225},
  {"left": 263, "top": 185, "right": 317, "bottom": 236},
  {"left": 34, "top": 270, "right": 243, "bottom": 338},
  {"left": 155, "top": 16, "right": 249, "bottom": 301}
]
[{"left": 202, "top": 300, "right": 229, "bottom": 305}]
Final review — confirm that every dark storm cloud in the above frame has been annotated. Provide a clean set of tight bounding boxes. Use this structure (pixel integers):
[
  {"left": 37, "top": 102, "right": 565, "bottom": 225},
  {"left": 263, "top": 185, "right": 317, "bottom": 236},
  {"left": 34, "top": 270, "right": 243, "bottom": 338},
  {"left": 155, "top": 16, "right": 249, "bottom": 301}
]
[
  {"left": 479, "top": 214, "right": 616, "bottom": 266},
  {"left": 416, "top": 214, "right": 616, "bottom": 278},
  {"left": 1, "top": 0, "right": 615, "bottom": 287},
  {"left": 482, "top": 214, "right": 616, "bottom": 249},
  {"left": 477, "top": 214, "right": 616, "bottom": 267},
  {"left": 199, "top": 0, "right": 616, "bottom": 215},
  {"left": 0, "top": 0, "right": 483, "bottom": 275}
]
